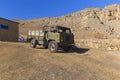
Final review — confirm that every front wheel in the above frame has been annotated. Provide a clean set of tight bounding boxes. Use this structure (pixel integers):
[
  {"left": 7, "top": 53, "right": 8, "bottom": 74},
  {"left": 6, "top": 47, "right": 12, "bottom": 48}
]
[
  {"left": 48, "top": 41, "right": 58, "bottom": 53},
  {"left": 30, "top": 39, "right": 37, "bottom": 48}
]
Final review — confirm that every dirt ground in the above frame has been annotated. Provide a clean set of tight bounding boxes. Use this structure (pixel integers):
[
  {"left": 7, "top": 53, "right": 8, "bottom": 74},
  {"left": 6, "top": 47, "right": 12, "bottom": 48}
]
[{"left": 0, "top": 42, "right": 120, "bottom": 80}]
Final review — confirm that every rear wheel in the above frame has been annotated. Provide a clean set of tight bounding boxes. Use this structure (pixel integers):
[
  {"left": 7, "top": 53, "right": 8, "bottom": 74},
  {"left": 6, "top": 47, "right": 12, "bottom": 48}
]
[
  {"left": 48, "top": 41, "right": 58, "bottom": 53},
  {"left": 30, "top": 39, "right": 37, "bottom": 48}
]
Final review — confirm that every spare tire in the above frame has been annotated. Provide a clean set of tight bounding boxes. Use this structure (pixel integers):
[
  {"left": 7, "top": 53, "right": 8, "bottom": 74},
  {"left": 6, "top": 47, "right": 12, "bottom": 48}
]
[{"left": 45, "top": 32, "right": 48, "bottom": 40}]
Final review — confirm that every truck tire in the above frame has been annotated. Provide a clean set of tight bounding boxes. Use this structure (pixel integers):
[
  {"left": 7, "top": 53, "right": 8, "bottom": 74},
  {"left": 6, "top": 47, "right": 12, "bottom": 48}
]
[
  {"left": 30, "top": 39, "right": 37, "bottom": 48},
  {"left": 48, "top": 41, "right": 58, "bottom": 53}
]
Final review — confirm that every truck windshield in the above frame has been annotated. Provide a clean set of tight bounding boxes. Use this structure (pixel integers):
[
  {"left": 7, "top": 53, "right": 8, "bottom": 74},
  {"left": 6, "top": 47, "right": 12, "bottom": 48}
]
[{"left": 58, "top": 27, "right": 71, "bottom": 34}]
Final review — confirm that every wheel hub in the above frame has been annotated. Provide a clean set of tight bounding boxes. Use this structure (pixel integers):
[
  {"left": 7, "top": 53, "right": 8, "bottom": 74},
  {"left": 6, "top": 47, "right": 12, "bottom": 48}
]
[{"left": 51, "top": 44, "right": 55, "bottom": 51}]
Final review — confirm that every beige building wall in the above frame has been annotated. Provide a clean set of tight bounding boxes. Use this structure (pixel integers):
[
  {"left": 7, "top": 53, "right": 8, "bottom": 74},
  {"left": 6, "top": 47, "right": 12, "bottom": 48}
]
[{"left": 0, "top": 18, "right": 19, "bottom": 42}]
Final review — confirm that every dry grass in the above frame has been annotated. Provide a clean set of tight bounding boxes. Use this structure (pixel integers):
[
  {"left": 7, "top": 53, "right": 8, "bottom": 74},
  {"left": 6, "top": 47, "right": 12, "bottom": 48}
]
[{"left": 0, "top": 42, "right": 120, "bottom": 80}]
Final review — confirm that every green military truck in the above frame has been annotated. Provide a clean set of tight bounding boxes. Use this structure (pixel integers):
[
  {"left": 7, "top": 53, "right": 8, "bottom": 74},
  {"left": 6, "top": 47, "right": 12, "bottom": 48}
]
[{"left": 27, "top": 25, "right": 74, "bottom": 53}]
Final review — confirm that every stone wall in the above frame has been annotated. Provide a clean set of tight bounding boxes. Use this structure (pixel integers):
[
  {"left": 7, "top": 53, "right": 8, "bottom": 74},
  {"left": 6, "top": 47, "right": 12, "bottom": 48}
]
[{"left": 75, "top": 39, "right": 120, "bottom": 51}]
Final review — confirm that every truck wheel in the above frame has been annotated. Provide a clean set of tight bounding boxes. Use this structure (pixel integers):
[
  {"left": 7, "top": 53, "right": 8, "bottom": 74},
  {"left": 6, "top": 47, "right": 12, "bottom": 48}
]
[
  {"left": 30, "top": 39, "right": 37, "bottom": 48},
  {"left": 48, "top": 41, "right": 58, "bottom": 53}
]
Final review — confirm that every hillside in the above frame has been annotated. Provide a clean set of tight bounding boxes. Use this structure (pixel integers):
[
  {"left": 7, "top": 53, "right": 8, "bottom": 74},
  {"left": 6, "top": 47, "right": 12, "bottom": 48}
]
[{"left": 15, "top": 4, "right": 120, "bottom": 40}]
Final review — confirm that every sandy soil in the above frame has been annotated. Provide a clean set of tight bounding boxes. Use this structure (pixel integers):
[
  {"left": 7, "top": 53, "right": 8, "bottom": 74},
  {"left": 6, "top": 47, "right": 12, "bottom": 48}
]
[{"left": 0, "top": 42, "right": 120, "bottom": 80}]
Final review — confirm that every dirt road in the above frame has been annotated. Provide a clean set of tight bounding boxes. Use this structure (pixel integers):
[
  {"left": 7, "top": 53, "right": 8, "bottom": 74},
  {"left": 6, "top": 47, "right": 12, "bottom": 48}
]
[{"left": 0, "top": 42, "right": 120, "bottom": 80}]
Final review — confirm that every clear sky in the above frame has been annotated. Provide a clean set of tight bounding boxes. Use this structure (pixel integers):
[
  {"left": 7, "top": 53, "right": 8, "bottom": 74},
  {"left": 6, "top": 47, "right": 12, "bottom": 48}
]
[{"left": 0, "top": 0, "right": 120, "bottom": 20}]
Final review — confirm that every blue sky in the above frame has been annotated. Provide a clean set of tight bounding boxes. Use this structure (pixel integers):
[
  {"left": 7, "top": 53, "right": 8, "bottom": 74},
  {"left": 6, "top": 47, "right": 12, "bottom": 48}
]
[{"left": 0, "top": 0, "right": 120, "bottom": 20}]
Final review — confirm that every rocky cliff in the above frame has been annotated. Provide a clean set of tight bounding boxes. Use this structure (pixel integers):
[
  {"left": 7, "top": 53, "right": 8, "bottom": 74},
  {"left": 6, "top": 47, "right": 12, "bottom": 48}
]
[{"left": 15, "top": 4, "right": 120, "bottom": 39}]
